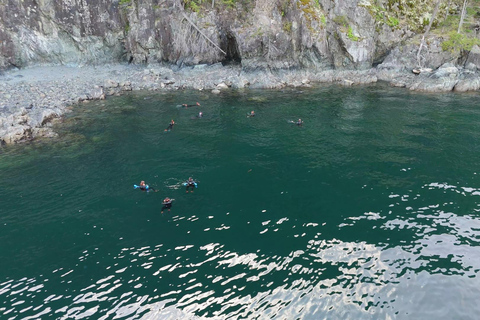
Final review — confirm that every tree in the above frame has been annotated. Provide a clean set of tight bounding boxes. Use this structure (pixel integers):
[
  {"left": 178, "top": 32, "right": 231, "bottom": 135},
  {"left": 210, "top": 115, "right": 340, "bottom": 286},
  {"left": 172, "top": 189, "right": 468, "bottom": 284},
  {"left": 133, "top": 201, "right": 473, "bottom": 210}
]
[
  {"left": 458, "top": 0, "right": 469, "bottom": 33},
  {"left": 416, "top": 0, "right": 442, "bottom": 67}
]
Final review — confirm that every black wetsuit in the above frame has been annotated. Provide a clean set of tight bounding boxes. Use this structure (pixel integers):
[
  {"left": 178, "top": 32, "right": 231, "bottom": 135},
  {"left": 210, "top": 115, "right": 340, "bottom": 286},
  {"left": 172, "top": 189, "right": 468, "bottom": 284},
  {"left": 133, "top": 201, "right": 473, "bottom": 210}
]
[
  {"left": 296, "top": 121, "right": 303, "bottom": 126},
  {"left": 140, "top": 185, "right": 156, "bottom": 192},
  {"left": 166, "top": 122, "right": 174, "bottom": 131},
  {"left": 186, "top": 181, "right": 196, "bottom": 192},
  {"left": 162, "top": 199, "right": 172, "bottom": 212}
]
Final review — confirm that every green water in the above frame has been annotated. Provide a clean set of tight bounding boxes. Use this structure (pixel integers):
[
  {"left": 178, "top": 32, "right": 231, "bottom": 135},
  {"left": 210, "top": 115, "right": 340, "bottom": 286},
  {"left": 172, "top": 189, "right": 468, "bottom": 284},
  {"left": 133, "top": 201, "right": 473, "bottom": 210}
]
[{"left": 2, "top": 85, "right": 480, "bottom": 319}]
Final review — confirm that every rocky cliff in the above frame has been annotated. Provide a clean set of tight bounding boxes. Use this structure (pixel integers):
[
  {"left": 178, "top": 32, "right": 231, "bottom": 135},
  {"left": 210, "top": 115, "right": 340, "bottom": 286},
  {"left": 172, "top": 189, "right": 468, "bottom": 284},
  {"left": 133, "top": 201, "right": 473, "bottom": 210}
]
[
  {"left": 0, "top": 0, "right": 467, "bottom": 72},
  {"left": 4, "top": 0, "right": 480, "bottom": 145}
]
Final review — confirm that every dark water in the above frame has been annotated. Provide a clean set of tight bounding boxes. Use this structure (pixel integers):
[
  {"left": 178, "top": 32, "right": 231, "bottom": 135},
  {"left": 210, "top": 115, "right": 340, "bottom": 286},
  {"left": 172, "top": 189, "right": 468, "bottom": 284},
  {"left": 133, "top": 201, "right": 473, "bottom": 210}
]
[{"left": 2, "top": 84, "right": 480, "bottom": 319}]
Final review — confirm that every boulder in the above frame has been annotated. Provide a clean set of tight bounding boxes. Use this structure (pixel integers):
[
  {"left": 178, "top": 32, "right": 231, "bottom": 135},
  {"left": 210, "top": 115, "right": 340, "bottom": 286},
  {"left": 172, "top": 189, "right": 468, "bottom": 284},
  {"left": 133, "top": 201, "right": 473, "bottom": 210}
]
[
  {"left": 216, "top": 83, "right": 229, "bottom": 89},
  {"left": 435, "top": 63, "right": 458, "bottom": 77},
  {"left": 465, "top": 62, "right": 477, "bottom": 71},
  {"left": 1, "top": 125, "right": 29, "bottom": 144},
  {"left": 454, "top": 75, "right": 480, "bottom": 92},
  {"left": 340, "top": 79, "right": 354, "bottom": 86},
  {"left": 88, "top": 87, "right": 105, "bottom": 100},
  {"left": 465, "top": 45, "right": 480, "bottom": 69},
  {"left": 410, "top": 76, "right": 457, "bottom": 92},
  {"left": 104, "top": 80, "right": 119, "bottom": 88}
]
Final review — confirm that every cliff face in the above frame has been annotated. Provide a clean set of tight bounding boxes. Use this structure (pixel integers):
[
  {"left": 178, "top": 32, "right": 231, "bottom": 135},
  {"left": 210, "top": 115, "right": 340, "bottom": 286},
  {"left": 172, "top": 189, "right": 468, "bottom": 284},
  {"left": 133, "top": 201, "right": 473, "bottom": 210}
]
[{"left": 0, "top": 0, "right": 456, "bottom": 71}]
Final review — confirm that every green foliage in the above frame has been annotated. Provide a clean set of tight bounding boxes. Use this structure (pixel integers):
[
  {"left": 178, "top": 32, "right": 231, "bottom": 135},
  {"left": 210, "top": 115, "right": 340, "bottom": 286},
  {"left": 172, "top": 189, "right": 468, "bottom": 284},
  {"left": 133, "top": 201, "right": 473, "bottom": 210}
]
[
  {"left": 221, "top": 0, "right": 236, "bottom": 8},
  {"left": 333, "top": 15, "right": 349, "bottom": 27},
  {"left": 299, "top": 0, "right": 316, "bottom": 16},
  {"left": 296, "top": 0, "right": 327, "bottom": 33},
  {"left": 279, "top": 0, "right": 289, "bottom": 17},
  {"left": 359, "top": 0, "right": 466, "bottom": 32},
  {"left": 333, "top": 15, "right": 359, "bottom": 41},
  {"left": 347, "top": 26, "right": 359, "bottom": 41},
  {"left": 441, "top": 31, "right": 480, "bottom": 52},
  {"left": 386, "top": 16, "right": 399, "bottom": 27},
  {"left": 119, "top": 0, "right": 131, "bottom": 5},
  {"left": 283, "top": 21, "right": 293, "bottom": 32},
  {"left": 184, "top": 0, "right": 201, "bottom": 12},
  {"left": 320, "top": 14, "right": 326, "bottom": 26}
]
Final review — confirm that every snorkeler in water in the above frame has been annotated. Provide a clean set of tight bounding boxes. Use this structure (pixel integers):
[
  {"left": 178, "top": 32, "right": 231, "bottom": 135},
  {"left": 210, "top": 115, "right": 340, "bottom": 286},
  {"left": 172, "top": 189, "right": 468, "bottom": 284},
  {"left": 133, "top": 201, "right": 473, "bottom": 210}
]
[
  {"left": 288, "top": 118, "right": 303, "bottom": 126},
  {"left": 165, "top": 119, "right": 175, "bottom": 131},
  {"left": 182, "top": 102, "right": 201, "bottom": 108},
  {"left": 247, "top": 110, "right": 255, "bottom": 117},
  {"left": 185, "top": 177, "right": 197, "bottom": 193},
  {"left": 190, "top": 111, "right": 203, "bottom": 120},
  {"left": 134, "top": 180, "right": 157, "bottom": 192},
  {"left": 161, "top": 197, "right": 174, "bottom": 213}
]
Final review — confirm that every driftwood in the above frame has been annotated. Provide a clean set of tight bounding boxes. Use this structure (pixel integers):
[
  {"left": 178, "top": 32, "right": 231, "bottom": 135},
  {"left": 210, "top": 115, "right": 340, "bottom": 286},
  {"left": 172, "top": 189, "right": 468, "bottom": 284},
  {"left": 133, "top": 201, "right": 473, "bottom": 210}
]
[{"left": 181, "top": 12, "right": 226, "bottom": 55}]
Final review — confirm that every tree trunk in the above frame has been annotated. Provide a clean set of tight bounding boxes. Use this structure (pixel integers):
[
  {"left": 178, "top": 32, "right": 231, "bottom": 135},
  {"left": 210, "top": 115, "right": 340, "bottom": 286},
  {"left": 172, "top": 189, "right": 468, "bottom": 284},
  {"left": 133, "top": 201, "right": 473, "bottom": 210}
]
[
  {"left": 442, "top": 0, "right": 451, "bottom": 32},
  {"left": 458, "top": 0, "right": 468, "bottom": 33},
  {"left": 416, "top": 0, "right": 442, "bottom": 68}
]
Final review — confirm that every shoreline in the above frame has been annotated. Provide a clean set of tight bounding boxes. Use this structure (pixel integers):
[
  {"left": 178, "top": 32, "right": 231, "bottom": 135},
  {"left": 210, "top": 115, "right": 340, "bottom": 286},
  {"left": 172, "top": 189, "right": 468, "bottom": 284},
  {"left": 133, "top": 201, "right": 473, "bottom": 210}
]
[{"left": 0, "top": 63, "right": 477, "bottom": 145}]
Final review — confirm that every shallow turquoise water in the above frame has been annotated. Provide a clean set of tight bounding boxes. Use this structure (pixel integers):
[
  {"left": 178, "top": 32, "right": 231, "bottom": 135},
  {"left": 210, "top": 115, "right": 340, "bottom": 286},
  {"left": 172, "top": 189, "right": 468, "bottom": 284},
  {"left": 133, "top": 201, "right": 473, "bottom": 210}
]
[{"left": 2, "top": 85, "right": 480, "bottom": 319}]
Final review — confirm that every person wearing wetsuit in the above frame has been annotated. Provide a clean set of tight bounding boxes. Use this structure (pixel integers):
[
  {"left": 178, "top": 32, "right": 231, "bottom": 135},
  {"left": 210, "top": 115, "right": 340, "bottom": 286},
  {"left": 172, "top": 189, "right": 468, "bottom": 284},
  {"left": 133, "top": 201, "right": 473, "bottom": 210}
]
[
  {"left": 161, "top": 197, "right": 173, "bottom": 213},
  {"left": 165, "top": 119, "right": 175, "bottom": 131},
  {"left": 197, "top": 111, "right": 203, "bottom": 118},
  {"left": 182, "top": 102, "right": 201, "bottom": 108},
  {"left": 296, "top": 118, "right": 303, "bottom": 126},
  {"left": 247, "top": 110, "right": 255, "bottom": 117},
  {"left": 185, "top": 177, "right": 196, "bottom": 193},
  {"left": 137, "top": 180, "right": 156, "bottom": 192}
]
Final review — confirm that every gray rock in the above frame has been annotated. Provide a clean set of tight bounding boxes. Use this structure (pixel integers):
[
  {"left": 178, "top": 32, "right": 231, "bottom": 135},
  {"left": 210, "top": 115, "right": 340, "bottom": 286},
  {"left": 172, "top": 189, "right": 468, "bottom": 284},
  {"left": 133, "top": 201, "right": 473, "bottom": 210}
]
[
  {"left": 465, "top": 63, "right": 477, "bottom": 71},
  {"left": 340, "top": 79, "right": 354, "bottom": 86},
  {"left": 410, "top": 76, "right": 457, "bottom": 92},
  {"left": 105, "top": 80, "right": 119, "bottom": 88},
  {"left": 465, "top": 45, "right": 480, "bottom": 70},
  {"left": 216, "top": 83, "right": 229, "bottom": 89},
  {"left": 88, "top": 87, "right": 105, "bottom": 100},
  {"left": 454, "top": 74, "right": 480, "bottom": 92}
]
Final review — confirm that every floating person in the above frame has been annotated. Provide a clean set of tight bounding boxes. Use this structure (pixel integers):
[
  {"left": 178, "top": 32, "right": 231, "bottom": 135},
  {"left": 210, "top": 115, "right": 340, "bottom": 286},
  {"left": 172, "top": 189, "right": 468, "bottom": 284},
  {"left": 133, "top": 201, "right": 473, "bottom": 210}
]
[
  {"left": 165, "top": 119, "right": 175, "bottom": 131},
  {"left": 183, "top": 177, "right": 198, "bottom": 193},
  {"left": 161, "top": 197, "right": 174, "bottom": 213},
  {"left": 182, "top": 102, "right": 201, "bottom": 108},
  {"left": 288, "top": 118, "right": 303, "bottom": 126},
  {"left": 247, "top": 110, "right": 255, "bottom": 117},
  {"left": 134, "top": 180, "right": 157, "bottom": 192},
  {"left": 191, "top": 111, "right": 203, "bottom": 119}
]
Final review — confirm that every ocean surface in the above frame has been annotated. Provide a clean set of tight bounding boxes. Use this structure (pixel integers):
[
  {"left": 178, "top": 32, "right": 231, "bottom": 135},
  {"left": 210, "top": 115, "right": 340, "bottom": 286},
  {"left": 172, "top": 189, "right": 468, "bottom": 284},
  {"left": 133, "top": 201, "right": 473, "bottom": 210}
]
[{"left": 2, "top": 84, "right": 480, "bottom": 319}]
